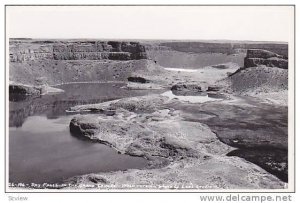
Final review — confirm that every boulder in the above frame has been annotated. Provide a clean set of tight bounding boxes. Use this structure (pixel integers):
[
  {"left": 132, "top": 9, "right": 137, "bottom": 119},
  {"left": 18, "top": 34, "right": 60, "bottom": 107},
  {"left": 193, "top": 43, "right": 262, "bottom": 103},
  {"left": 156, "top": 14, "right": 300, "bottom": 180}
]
[{"left": 171, "top": 83, "right": 203, "bottom": 96}]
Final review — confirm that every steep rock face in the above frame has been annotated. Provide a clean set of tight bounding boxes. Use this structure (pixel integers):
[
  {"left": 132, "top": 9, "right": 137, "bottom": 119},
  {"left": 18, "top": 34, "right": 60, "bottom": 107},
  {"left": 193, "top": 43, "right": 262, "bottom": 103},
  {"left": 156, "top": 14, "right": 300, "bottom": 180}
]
[
  {"left": 52, "top": 41, "right": 147, "bottom": 60},
  {"left": 10, "top": 40, "right": 147, "bottom": 62},
  {"left": 244, "top": 49, "right": 288, "bottom": 69},
  {"left": 244, "top": 58, "right": 288, "bottom": 69},
  {"left": 10, "top": 45, "right": 53, "bottom": 62}
]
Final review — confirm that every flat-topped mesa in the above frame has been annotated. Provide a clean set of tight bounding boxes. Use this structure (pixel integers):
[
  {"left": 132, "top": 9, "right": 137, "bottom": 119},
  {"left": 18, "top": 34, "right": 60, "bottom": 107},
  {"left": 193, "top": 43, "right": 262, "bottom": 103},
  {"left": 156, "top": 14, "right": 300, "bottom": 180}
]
[
  {"left": 244, "top": 49, "right": 288, "bottom": 69},
  {"left": 9, "top": 40, "right": 147, "bottom": 62}
]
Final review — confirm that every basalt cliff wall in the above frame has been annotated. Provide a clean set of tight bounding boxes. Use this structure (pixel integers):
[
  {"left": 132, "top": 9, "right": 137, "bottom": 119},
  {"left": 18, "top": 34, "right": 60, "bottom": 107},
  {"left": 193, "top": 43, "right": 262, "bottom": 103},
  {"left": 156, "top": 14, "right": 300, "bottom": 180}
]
[
  {"left": 10, "top": 40, "right": 147, "bottom": 62},
  {"left": 244, "top": 49, "right": 288, "bottom": 69},
  {"left": 9, "top": 40, "right": 150, "bottom": 86}
]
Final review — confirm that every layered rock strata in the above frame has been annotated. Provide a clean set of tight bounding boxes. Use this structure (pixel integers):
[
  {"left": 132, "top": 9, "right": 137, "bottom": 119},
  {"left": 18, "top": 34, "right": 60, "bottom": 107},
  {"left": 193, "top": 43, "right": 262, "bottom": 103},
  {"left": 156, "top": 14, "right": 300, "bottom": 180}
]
[
  {"left": 244, "top": 49, "right": 288, "bottom": 69},
  {"left": 10, "top": 40, "right": 147, "bottom": 62}
]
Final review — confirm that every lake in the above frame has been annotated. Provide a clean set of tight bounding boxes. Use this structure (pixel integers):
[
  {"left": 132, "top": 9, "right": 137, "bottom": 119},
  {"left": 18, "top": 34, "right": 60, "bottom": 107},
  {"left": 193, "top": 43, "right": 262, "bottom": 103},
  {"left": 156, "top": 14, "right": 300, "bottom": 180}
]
[{"left": 9, "top": 83, "right": 163, "bottom": 186}]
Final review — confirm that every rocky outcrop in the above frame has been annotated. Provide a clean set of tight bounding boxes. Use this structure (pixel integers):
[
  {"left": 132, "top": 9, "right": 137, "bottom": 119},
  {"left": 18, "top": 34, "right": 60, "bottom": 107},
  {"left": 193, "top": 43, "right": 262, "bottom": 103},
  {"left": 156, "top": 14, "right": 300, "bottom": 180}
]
[
  {"left": 244, "top": 49, "right": 288, "bottom": 69},
  {"left": 244, "top": 57, "right": 288, "bottom": 69},
  {"left": 9, "top": 83, "right": 40, "bottom": 95},
  {"left": 69, "top": 95, "right": 209, "bottom": 163}
]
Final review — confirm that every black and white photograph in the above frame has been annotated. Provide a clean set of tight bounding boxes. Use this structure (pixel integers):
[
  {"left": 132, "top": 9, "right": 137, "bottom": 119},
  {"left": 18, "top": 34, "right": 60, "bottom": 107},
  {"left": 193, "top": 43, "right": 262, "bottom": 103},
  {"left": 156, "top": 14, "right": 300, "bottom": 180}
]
[{"left": 5, "top": 5, "right": 295, "bottom": 193}]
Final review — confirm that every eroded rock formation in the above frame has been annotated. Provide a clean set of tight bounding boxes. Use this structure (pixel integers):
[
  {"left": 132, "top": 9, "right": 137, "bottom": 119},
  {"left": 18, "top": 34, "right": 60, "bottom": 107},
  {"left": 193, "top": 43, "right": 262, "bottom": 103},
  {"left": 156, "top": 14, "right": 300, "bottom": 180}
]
[{"left": 244, "top": 49, "right": 288, "bottom": 69}]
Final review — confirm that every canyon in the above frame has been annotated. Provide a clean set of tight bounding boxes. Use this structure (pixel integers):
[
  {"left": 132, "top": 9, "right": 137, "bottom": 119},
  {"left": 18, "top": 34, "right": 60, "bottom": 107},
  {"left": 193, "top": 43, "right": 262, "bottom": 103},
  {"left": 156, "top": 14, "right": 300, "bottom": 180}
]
[{"left": 9, "top": 39, "right": 289, "bottom": 190}]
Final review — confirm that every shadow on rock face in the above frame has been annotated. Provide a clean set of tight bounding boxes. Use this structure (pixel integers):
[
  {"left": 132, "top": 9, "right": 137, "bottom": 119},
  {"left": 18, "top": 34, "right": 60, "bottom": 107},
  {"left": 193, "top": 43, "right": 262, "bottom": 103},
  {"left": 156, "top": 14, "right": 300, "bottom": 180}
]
[
  {"left": 69, "top": 118, "right": 98, "bottom": 141},
  {"left": 227, "top": 148, "right": 288, "bottom": 182}
]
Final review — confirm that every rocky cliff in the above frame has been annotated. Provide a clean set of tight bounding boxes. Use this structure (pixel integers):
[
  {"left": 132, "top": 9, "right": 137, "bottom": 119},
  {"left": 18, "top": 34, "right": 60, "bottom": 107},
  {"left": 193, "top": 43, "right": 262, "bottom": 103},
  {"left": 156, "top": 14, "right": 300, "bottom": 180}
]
[
  {"left": 9, "top": 40, "right": 150, "bottom": 88},
  {"left": 10, "top": 40, "right": 147, "bottom": 62},
  {"left": 244, "top": 49, "right": 288, "bottom": 69}
]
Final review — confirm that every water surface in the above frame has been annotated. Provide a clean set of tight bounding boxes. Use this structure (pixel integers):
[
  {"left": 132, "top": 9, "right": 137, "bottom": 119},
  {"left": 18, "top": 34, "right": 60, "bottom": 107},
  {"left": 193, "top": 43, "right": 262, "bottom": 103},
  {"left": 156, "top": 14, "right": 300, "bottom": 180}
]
[{"left": 9, "top": 83, "right": 160, "bottom": 185}]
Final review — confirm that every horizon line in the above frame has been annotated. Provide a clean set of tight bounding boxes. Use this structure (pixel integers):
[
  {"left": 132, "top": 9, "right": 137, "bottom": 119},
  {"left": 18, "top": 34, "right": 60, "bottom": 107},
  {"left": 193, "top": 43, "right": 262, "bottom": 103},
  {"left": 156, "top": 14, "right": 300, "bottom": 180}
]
[{"left": 8, "top": 38, "right": 288, "bottom": 44}]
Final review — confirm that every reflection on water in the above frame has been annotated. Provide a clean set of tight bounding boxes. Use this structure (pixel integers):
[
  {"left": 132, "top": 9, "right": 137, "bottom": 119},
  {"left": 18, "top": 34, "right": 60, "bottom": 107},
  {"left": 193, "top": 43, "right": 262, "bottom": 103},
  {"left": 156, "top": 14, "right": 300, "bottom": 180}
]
[
  {"left": 9, "top": 115, "right": 148, "bottom": 185},
  {"left": 9, "top": 83, "right": 161, "bottom": 185},
  {"left": 9, "top": 93, "right": 35, "bottom": 102},
  {"left": 9, "top": 83, "right": 162, "bottom": 127}
]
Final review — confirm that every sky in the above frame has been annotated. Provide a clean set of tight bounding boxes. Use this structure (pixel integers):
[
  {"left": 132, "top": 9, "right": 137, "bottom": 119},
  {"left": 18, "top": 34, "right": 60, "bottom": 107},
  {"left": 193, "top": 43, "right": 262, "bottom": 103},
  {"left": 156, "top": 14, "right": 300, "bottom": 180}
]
[{"left": 6, "top": 6, "right": 294, "bottom": 42}]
